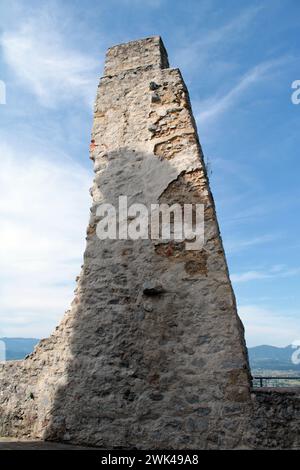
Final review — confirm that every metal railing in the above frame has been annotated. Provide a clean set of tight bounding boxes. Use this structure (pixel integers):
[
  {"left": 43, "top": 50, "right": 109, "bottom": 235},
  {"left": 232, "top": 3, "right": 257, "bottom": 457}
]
[{"left": 253, "top": 376, "right": 300, "bottom": 388}]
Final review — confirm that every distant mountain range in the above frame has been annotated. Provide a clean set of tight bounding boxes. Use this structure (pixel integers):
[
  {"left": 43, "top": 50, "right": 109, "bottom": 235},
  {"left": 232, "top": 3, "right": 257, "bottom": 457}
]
[
  {"left": 248, "top": 344, "right": 300, "bottom": 371},
  {"left": 1, "top": 338, "right": 300, "bottom": 371}
]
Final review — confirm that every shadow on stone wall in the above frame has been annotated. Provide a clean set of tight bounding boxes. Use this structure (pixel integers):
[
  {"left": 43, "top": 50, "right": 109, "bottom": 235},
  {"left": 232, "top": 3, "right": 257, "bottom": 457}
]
[{"left": 40, "top": 145, "right": 252, "bottom": 449}]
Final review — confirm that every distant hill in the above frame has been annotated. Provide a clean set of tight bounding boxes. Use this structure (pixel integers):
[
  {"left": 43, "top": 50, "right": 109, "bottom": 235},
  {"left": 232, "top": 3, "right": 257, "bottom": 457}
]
[
  {"left": 248, "top": 344, "right": 300, "bottom": 371},
  {"left": 1, "top": 338, "right": 300, "bottom": 371},
  {"left": 0, "top": 338, "right": 40, "bottom": 361}
]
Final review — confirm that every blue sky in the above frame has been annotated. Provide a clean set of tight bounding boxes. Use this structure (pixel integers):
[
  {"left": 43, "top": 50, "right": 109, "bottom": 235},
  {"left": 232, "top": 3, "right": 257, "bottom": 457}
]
[{"left": 0, "top": 0, "right": 299, "bottom": 346}]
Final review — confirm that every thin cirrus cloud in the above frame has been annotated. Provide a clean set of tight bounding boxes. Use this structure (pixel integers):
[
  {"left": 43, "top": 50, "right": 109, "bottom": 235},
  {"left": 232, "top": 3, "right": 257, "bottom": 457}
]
[
  {"left": 224, "top": 233, "right": 280, "bottom": 254},
  {"left": 231, "top": 265, "right": 300, "bottom": 283},
  {"left": 196, "top": 4, "right": 263, "bottom": 48},
  {"left": 173, "top": 5, "right": 263, "bottom": 71},
  {"left": 196, "top": 58, "right": 288, "bottom": 125},
  {"left": 1, "top": 20, "right": 99, "bottom": 108}
]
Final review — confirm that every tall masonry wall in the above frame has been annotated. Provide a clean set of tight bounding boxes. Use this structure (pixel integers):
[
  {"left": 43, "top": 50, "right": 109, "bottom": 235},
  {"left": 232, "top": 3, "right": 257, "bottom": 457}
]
[{"left": 0, "top": 36, "right": 298, "bottom": 449}]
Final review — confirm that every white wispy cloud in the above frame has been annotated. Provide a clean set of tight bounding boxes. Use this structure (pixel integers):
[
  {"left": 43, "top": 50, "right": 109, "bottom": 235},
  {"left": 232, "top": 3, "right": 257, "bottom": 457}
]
[
  {"left": 173, "top": 5, "right": 263, "bottom": 71},
  {"left": 196, "top": 58, "right": 288, "bottom": 124},
  {"left": 197, "top": 5, "right": 264, "bottom": 48},
  {"left": 232, "top": 271, "right": 271, "bottom": 283},
  {"left": 1, "top": 16, "right": 99, "bottom": 108},
  {"left": 224, "top": 233, "right": 279, "bottom": 254},
  {"left": 0, "top": 141, "right": 91, "bottom": 337},
  {"left": 231, "top": 265, "right": 300, "bottom": 283},
  {"left": 238, "top": 304, "right": 300, "bottom": 347}
]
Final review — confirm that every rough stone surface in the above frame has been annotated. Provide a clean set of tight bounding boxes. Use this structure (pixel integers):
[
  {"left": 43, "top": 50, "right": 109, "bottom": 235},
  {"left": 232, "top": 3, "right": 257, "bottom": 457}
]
[
  {"left": 0, "top": 36, "right": 298, "bottom": 449},
  {"left": 104, "top": 36, "right": 169, "bottom": 76},
  {"left": 250, "top": 389, "right": 300, "bottom": 449}
]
